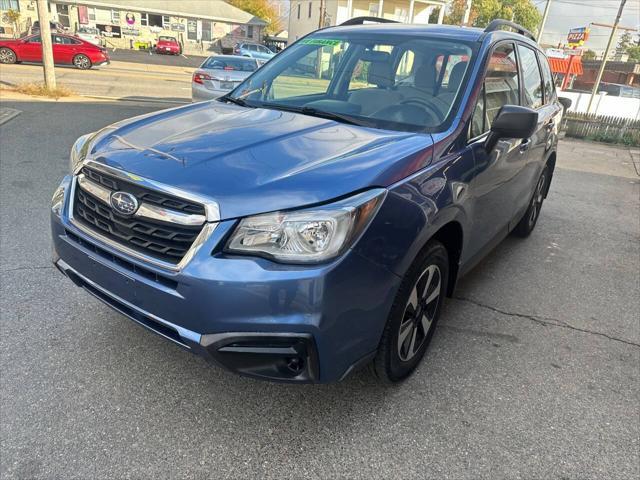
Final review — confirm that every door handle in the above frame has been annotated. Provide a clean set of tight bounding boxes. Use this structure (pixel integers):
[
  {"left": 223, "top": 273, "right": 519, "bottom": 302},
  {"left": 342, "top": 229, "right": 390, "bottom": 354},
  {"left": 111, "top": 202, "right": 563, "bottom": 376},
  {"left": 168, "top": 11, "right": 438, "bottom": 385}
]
[
  {"left": 519, "top": 138, "right": 531, "bottom": 153},
  {"left": 545, "top": 121, "right": 554, "bottom": 132}
]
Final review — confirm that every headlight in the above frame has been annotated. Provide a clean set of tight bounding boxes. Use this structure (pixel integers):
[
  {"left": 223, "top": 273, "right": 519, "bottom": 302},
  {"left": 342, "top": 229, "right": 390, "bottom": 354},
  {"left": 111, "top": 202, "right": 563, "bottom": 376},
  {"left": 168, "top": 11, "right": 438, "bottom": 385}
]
[
  {"left": 51, "top": 178, "right": 70, "bottom": 216},
  {"left": 69, "top": 133, "right": 93, "bottom": 173},
  {"left": 226, "top": 189, "right": 386, "bottom": 263}
]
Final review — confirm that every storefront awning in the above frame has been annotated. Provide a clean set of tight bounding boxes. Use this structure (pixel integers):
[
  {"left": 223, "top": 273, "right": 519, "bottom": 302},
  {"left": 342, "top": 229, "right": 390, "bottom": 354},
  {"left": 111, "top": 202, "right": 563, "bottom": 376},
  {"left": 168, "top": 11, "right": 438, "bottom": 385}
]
[{"left": 549, "top": 57, "right": 583, "bottom": 75}]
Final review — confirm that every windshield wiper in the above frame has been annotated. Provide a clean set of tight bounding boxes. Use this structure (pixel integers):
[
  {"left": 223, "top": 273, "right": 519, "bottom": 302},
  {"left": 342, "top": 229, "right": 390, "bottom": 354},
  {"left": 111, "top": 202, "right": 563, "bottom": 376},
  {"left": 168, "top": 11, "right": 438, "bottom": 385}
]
[
  {"left": 262, "top": 103, "right": 369, "bottom": 127},
  {"left": 219, "top": 95, "right": 252, "bottom": 108}
]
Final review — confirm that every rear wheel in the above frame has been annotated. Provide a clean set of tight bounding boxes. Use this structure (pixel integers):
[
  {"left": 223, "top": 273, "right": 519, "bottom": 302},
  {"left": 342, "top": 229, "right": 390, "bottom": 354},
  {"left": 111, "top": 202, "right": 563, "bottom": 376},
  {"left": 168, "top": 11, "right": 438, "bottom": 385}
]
[
  {"left": 513, "top": 167, "right": 548, "bottom": 238},
  {"left": 0, "top": 47, "right": 16, "bottom": 64},
  {"left": 372, "top": 241, "right": 448, "bottom": 383},
  {"left": 73, "top": 54, "right": 91, "bottom": 70}
]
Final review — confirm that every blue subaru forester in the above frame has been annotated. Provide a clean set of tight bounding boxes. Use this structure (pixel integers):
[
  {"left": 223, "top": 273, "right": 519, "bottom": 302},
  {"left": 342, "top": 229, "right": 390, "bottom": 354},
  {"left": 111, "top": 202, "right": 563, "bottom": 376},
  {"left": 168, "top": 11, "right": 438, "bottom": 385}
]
[{"left": 51, "top": 18, "right": 565, "bottom": 383}]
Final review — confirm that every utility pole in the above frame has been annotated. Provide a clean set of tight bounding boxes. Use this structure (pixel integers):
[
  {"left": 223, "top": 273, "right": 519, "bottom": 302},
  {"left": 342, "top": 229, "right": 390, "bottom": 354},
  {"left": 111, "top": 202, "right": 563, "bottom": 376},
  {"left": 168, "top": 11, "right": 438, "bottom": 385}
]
[
  {"left": 537, "top": 0, "right": 552, "bottom": 41},
  {"left": 462, "top": 0, "right": 472, "bottom": 26},
  {"left": 36, "top": 0, "right": 56, "bottom": 89},
  {"left": 586, "top": 0, "right": 626, "bottom": 113},
  {"left": 318, "top": 0, "right": 325, "bottom": 28}
]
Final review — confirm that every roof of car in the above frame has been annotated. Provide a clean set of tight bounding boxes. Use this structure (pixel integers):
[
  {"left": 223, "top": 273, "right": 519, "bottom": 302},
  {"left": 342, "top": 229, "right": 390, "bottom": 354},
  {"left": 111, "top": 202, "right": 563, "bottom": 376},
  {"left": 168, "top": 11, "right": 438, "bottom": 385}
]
[
  {"left": 318, "top": 22, "right": 539, "bottom": 46},
  {"left": 206, "top": 55, "right": 257, "bottom": 60}
]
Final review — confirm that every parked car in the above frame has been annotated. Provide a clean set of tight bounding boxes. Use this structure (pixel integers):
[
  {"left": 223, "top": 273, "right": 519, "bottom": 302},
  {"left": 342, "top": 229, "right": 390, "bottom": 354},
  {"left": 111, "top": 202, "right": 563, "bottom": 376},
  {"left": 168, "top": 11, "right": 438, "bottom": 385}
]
[
  {"left": 51, "top": 18, "right": 563, "bottom": 383},
  {"left": 75, "top": 26, "right": 101, "bottom": 46},
  {"left": 155, "top": 36, "right": 181, "bottom": 55},
  {"left": 0, "top": 33, "right": 109, "bottom": 69},
  {"left": 234, "top": 42, "right": 275, "bottom": 60},
  {"left": 192, "top": 55, "right": 261, "bottom": 101},
  {"left": 598, "top": 82, "right": 640, "bottom": 99}
]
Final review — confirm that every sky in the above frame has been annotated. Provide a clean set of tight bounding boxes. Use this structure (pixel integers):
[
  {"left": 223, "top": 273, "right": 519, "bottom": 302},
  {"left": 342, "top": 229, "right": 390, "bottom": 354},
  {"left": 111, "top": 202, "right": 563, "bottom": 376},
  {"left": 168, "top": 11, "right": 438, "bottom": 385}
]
[{"left": 536, "top": 0, "right": 640, "bottom": 53}]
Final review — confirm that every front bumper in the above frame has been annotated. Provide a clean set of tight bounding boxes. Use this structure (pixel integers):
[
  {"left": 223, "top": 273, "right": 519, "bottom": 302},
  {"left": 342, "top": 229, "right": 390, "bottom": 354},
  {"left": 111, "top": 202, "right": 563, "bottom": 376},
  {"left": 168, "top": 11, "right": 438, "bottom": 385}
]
[{"left": 51, "top": 176, "right": 400, "bottom": 382}]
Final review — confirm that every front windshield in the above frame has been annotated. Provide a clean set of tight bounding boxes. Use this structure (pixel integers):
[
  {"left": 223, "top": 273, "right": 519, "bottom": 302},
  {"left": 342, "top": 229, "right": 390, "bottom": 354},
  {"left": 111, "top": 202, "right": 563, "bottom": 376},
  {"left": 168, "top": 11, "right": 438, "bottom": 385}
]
[{"left": 227, "top": 31, "right": 474, "bottom": 132}]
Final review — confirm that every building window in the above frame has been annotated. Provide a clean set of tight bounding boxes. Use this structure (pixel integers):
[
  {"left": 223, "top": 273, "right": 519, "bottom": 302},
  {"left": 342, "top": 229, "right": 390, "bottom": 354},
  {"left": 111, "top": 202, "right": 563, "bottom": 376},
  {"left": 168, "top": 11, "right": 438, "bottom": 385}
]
[
  {"left": 0, "top": 0, "right": 19, "bottom": 10},
  {"left": 88, "top": 7, "right": 96, "bottom": 21},
  {"left": 297, "top": 3, "right": 300, "bottom": 19},
  {"left": 308, "top": 2, "right": 312, "bottom": 18},
  {"left": 247, "top": 25, "right": 254, "bottom": 38},
  {"left": 111, "top": 10, "right": 120, "bottom": 23},
  {"left": 162, "top": 15, "right": 170, "bottom": 27},
  {"left": 146, "top": 14, "right": 163, "bottom": 28},
  {"left": 140, "top": 13, "right": 148, "bottom": 26},
  {"left": 187, "top": 19, "right": 197, "bottom": 41},
  {"left": 202, "top": 20, "right": 212, "bottom": 41}
]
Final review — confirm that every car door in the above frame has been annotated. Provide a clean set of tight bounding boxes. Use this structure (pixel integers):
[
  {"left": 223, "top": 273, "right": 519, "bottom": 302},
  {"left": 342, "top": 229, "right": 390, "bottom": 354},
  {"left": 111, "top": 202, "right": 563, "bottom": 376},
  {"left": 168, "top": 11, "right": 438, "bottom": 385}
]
[
  {"left": 51, "top": 34, "right": 72, "bottom": 63},
  {"left": 19, "top": 35, "right": 42, "bottom": 62},
  {"left": 509, "top": 43, "right": 549, "bottom": 224},
  {"left": 466, "top": 42, "right": 527, "bottom": 259}
]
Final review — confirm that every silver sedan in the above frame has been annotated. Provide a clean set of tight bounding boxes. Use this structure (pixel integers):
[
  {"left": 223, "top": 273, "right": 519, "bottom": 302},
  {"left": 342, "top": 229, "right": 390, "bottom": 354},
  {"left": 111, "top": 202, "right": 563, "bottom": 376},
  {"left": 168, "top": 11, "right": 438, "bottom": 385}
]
[{"left": 191, "top": 55, "right": 261, "bottom": 102}]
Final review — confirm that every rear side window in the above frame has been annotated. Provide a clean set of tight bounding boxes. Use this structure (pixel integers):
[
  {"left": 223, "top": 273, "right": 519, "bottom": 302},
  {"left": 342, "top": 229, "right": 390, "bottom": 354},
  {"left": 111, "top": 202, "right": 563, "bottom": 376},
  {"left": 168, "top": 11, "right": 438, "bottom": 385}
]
[
  {"left": 470, "top": 43, "right": 520, "bottom": 138},
  {"left": 517, "top": 45, "right": 543, "bottom": 109},
  {"left": 202, "top": 57, "right": 257, "bottom": 72},
  {"left": 538, "top": 53, "right": 556, "bottom": 104}
]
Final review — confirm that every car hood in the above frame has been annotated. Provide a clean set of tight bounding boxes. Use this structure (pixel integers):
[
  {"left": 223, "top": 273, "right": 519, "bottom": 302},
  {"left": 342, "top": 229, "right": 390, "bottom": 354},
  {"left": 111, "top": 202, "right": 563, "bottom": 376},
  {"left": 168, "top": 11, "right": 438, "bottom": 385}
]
[{"left": 84, "top": 102, "right": 434, "bottom": 220}]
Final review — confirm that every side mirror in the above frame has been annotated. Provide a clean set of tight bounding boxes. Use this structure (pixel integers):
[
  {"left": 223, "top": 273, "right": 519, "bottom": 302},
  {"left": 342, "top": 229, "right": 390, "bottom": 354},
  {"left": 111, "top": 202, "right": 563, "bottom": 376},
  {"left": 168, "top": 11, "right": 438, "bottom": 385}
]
[
  {"left": 558, "top": 97, "right": 572, "bottom": 111},
  {"left": 485, "top": 105, "right": 538, "bottom": 153}
]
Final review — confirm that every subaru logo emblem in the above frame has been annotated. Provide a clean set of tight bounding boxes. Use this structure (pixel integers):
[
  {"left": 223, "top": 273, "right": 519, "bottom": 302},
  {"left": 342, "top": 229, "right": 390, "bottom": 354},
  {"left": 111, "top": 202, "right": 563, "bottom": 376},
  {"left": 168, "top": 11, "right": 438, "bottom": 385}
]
[{"left": 110, "top": 191, "right": 139, "bottom": 216}]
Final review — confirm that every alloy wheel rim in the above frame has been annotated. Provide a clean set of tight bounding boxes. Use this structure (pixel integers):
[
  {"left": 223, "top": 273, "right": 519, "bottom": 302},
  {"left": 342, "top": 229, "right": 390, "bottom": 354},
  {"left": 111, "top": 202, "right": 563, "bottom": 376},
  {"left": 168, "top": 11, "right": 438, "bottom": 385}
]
[
  {"left": 0, "top": 49, "right": 14, "bottom": 63},
  {"left": 75, "top": 56, "right": 89, "bottom": 68},
  {"left": 397, "top": 264, "right": 441, "bottom": 362},
  {"left": 529, "top": 173, "right": 546, "bottom": 226}
]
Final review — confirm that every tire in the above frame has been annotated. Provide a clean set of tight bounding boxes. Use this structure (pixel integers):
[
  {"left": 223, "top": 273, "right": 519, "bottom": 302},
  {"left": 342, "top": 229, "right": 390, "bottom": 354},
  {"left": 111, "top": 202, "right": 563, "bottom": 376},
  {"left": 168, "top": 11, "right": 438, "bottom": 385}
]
[
  {"left": 73, "top": 54, "right": 92, "bottom": 70},
  {"left": 512, "top": 166, "right": 548, "bottom": 238},
  {"left": 372, "top": 240, "right": 449, "bottom": 383},
  {"left": 0, "top": 47, "right": 17, "bottom": 64}
]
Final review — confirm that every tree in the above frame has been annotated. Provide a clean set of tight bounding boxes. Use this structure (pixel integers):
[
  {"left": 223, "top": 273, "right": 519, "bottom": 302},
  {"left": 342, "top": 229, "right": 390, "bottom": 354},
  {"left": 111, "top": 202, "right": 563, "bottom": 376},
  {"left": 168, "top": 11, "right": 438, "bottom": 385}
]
[
  {"left": 628, "top": 46, "right": 640, "bottom": 63},
  {"left": 3, "top": 9, "right": 21, "bottom": 38},
  {"left": 615, "top": 31, "right": 632, "bottom": 57},
  {"left": 227, "top": 0, "right": 282, "bottom": 35},
  {"left": 444, "top": 0, "right": 541, "bottom": 34},
  {"left": 582, "top": 49, "right": 597, "bottom": 61}
]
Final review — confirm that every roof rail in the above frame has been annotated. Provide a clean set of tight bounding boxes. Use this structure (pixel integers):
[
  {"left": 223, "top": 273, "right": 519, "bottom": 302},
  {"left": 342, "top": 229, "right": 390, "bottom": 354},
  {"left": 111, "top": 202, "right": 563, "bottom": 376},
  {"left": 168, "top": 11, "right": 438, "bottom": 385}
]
[
  {"left": 484, "top": 19, "right": 536, "bottom": 41},
  {"left": 339, "top": 16, "right": 399, "bottom": 26}
]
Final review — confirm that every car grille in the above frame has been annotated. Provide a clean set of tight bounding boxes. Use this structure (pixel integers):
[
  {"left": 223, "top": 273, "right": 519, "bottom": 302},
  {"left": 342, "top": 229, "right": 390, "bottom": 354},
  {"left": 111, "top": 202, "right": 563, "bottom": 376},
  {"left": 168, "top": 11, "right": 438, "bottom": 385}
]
[{"left": 72, "top": 166, "right": 206, "bottom": 264}]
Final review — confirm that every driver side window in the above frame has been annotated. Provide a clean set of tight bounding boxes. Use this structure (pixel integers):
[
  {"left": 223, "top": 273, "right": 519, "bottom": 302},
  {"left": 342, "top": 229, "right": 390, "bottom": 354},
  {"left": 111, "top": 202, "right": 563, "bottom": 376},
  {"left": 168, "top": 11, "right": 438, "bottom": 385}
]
[{"left": 470, "top": 43, "right": 520, "bottom": 139}]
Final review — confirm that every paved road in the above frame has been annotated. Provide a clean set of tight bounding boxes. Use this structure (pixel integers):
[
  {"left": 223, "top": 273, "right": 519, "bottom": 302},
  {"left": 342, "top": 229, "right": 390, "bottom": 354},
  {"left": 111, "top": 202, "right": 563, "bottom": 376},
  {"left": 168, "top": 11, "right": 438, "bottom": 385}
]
[
  {"left": 1, "top": 100, "right": 639, "bottom": 479},
  {"left": 109, "top": 48, "right": 208, "bottom": 68},
  {"left": 0, "top": 61, "right": 193, "bottom": 103}
]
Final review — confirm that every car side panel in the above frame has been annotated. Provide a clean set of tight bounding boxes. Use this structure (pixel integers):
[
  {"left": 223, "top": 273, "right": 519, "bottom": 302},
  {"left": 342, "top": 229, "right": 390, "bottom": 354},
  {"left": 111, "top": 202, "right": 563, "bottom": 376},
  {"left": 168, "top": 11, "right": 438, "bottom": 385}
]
[
  {"left": 355, "top": 145, "right": 475, "bottom": 281},
  {"left": 19, "top": 40, "right": 42, "bottom": 62}
]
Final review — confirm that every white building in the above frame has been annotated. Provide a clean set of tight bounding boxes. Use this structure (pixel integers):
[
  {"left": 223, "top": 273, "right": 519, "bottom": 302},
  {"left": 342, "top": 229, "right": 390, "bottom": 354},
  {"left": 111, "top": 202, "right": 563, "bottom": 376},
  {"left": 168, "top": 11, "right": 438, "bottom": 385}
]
[{"left": 288, "top": 0, "right": 447, "bottom": 42}]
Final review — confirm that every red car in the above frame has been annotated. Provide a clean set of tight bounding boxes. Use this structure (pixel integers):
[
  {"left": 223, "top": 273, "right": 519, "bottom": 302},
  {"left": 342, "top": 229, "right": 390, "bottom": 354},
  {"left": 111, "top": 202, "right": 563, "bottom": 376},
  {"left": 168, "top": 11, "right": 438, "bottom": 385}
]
[
  {"left": 155, "top": 36, "right": 181, "bottom": 55},
  {"left": 0, "top": 33, "right": 109, "bottom": 69}
]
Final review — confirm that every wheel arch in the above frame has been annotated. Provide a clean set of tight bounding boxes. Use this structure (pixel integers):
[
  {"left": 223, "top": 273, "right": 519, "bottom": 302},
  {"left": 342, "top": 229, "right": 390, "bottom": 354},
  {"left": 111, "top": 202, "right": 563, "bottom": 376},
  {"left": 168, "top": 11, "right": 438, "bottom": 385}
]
[
  {"left": 0, "top": 46, "right": 18, "bottom": 62},
  {"left": 544, "top": 150, "right": 556, "bottom": 198},
  {"left": 430, "top": 221, "right": 464, "bottom": 297}
]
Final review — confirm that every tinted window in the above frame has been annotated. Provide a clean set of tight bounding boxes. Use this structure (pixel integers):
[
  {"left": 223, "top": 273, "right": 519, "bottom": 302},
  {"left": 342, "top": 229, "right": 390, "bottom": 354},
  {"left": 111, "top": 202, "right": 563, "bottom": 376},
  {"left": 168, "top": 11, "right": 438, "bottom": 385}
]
[
  {"left": 470, "top": 43, "right": 520, "bottom": 138},
  {"left": 518, "top": 45, "right": 543, "bottom": 109},
  {"left": 201, "top": 57, "right": 257, "bottom": 72},
  {"left": 538, "top": 53, "right": 555, "bottom": 103},
  {"left": 29, "top": 35, "right": 41, "bottom": 43}
]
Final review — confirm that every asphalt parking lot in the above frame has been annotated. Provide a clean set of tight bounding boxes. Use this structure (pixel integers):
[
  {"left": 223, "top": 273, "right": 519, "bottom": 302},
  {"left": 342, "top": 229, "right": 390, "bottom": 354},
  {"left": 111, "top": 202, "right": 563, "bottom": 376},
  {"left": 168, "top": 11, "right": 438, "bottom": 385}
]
[{"left": 1, "top": 100, "right": 638, "bottom": 479}]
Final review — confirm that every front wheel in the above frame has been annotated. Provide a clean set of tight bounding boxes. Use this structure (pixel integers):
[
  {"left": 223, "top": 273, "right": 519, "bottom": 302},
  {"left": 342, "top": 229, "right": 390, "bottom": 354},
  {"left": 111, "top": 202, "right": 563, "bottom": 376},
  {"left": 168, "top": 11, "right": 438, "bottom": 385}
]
[
  {"left": 372, "top": 241, "right": 449, "bottom": 383},
  {"left": 73, "top": 54, "right": 92, "bottom": 69},
  {"left": 512, "top": 167, "right": 548, "bottom": 238},
  {"left": 0, "top": 47, "right": 17, "bottom": 64}
]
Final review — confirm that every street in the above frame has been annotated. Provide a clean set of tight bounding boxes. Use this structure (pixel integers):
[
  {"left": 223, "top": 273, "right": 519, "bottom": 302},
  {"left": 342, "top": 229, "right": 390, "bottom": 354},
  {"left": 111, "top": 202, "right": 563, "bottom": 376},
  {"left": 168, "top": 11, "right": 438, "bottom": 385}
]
[
  {"left": 0, "top": 59, "right": 194, "bottom": 103},
  {"left": 0, "top": 100, "right": 638, "bottom": 479}
]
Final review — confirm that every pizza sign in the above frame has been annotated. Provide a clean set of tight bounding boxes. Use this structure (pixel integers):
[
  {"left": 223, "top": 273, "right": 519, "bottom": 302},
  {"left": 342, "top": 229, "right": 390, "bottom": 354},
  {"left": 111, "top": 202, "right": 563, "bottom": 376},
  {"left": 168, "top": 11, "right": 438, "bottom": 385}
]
[{"left": 567, "top": 27, "right": 589, "bottom": 47}]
